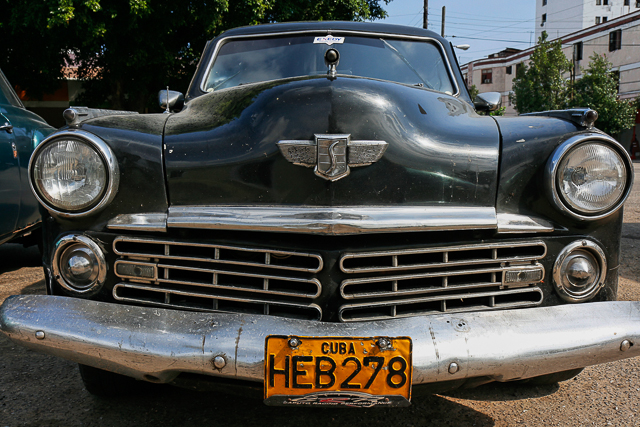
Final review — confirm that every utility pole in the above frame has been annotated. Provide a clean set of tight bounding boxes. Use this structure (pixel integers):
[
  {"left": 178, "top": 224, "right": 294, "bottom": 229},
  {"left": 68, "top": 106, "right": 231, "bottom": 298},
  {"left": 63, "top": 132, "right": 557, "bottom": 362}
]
[
  {"left": 441, "top": 6, "right": 446, "bottom": 37},
  {"left": 423, "top": 0, "right": 428, "bottom": 29}
]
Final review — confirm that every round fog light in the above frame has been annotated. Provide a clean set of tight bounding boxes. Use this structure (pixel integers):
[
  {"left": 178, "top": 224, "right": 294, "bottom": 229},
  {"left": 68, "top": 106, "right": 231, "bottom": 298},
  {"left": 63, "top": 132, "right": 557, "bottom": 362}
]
[
  {"left": 53, "top": 235, "right": 106, "bottom": 294},
  {"left": 553, "top": 240, "right": 606, "bottom": 302}
]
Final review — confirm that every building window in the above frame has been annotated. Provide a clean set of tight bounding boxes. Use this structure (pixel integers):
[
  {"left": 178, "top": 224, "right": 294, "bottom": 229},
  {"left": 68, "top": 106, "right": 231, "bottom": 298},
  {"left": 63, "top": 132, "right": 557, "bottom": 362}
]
[
  {"left": 542, "top": 0, "right": 547, "bottom": 5},
  {"left": 541, "top": 13, "right": 546, "bottom": 26},
  {"left": 596, "top": 16, "right": 601, "bottom": 24},
  {"left": 609, "top": 29, "right": 622, "bottom": 51},
  {"left": 481, "top": 69, "right": 492, "bottom": 84},
  {"left": 506, "top": 65, "right": 513, "bottom": 75},
  {"left": 603, "top": 16, "right": 608, "bottom": 23},
  {"left": 625, "top": 0, "right": 630, "bottom": 6},
  {"left": 596, "top": 0, "right": 601, "bottom": 5},
  {"left": 603, "top": 0, "right": 608, "bottom": 4},
  {"left": 574, "top": 42, "right": 583, "bottom": 61}
]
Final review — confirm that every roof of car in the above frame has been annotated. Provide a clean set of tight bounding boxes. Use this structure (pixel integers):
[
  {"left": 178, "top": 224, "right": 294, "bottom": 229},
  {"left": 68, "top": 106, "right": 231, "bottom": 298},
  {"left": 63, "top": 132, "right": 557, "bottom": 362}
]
[{"left": 216, "top": 21, "right": 447, "bottom": 43}]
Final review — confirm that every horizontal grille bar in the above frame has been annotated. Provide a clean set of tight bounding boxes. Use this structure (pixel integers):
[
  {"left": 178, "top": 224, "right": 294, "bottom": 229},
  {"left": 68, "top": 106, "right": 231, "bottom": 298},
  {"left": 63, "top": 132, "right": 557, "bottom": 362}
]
[
  {"left": 341, "top": 264, "right": 544, "bottom": 299},
  {"left": 113, "top": 283, "right": 322, "bottom": 321},
  {"left": 114, "top": 237, "right": 323, "bottom": 273},
  {"left": 340, "top": 241, "right": 546, "bottom": 274},
  {"left": 339, "top": 287, "right": 544, "bottom": 322}
]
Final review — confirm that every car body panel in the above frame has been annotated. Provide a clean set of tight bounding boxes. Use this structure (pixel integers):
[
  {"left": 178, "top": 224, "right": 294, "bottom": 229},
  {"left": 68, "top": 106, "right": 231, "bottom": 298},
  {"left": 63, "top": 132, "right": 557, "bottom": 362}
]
[{"left": 0, "top": 70, "right": 54, "bottom": 244}]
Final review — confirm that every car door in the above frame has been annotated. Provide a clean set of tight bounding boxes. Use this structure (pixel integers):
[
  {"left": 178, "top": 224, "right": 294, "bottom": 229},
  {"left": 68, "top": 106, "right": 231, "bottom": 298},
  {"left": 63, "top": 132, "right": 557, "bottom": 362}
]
[{"left": 0, "top": 110, "right": 20, "bottom": 239}]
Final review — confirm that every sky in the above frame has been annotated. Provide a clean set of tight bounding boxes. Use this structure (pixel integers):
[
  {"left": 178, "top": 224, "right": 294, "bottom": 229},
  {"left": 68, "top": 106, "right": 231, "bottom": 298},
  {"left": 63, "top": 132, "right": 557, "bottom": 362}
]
[{"left": 379, "top": 0, "right": 537, "bottom": 65}]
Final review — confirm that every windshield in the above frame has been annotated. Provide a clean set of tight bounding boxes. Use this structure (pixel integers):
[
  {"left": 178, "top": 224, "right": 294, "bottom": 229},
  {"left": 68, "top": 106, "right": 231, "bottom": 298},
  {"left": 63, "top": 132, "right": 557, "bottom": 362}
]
[{"left": 203, "top": 35, "right": 455, "bottom": 94}]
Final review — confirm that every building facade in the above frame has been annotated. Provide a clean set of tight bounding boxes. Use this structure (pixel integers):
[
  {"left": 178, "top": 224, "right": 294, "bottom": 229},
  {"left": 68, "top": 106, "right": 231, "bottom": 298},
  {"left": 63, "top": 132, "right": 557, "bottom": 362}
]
[
  {"left": 461, "top": 10, "right": 640, "bottom": 150},
  {"left": 536, "top": 0, "right": 640, "bottom": 40}
]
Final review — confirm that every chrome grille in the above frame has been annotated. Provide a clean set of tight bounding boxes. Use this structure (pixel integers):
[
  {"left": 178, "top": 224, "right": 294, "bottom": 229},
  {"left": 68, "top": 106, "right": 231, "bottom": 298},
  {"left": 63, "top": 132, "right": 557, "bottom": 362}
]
[
  {"left": 113, "top": 237, "right": 323, "bottom": 320},
  {"left": 338, "top": 241, "right": 546, "bottom": 322}
]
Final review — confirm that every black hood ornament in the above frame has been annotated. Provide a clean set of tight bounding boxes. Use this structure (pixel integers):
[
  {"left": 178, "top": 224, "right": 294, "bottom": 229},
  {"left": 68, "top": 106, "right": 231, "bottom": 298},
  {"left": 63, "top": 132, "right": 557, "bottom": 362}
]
[
  {"left": 325, "top": 48, "right": 340, "bottom": 80},
  {"left": 278, "top": 134, "right": 388, "bottom": 181}
]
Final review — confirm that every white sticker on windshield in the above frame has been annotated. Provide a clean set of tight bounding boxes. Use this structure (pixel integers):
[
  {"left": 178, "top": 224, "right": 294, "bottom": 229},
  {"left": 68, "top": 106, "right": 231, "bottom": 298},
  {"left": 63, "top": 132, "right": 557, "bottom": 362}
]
[{"left": 313, "top": 36, "right": 345, "bottom": 46}]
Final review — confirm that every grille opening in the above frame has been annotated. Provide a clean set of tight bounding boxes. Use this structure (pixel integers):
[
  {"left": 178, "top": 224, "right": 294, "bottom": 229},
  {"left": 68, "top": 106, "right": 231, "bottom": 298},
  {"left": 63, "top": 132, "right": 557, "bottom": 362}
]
[
  {"left": 342, "top": 255, "right": 392, "bottom": 270},
  {"left": 166, "top": 267, "right": 212, "bottom": 284},
  {"left": 171, "top": 294, "right": 219, "bottom": 311},
  {"left": 395, "top": 300, "right": 442, "bottom": 317},
  {"left": 445, "top": 296, "right": 487, "bottom": 311},
  {"left": 268, "top": 304, "right": 322, "bottom": 320},
  {"left": 217, "top": 247, "right": 265, "bottom": 264},
  {"left": 396, "top": 251, "right": 443, "bottom": 266},
  {"left": 496, "top": 245, "right": 545, "bottom": 259},
  {"left": 269, "top": 254, "right": 321, "bottom": 270},
  {"left": 217, "top": 299, "right": 264, "bottom": 315},
  {"left": 343, "top": 281, "right": 395, "bottom": 296},
  {"left": 116, "top": 285, "right": 163, "bottom": 304},
  {"left": 447, "top": 248, "right": 493, "bottom": 262},
  {"left": 447, "top": 272, "right": 495, "bottom": 286},
  {"left": 116, "top": 241, "right": 164, "bottom": 257},
  {"left": 268, "top": 279, "right": 318, "bottom": 295},
  {"left": 495, "top": 290, "right": 542, "bottom": 305},
  {"left": 341, "top": 306, "right": 395, "bottom": 322},
  {"left": 170, "top": 244, "right": 218, "bottom": 260}
]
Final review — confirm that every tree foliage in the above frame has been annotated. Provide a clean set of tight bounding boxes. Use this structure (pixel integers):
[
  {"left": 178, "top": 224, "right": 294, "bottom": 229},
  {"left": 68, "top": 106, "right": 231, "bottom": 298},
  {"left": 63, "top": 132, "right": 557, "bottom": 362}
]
[
  {"left": 0, "top": 0, "right": 389, "bottom": 111},
  {"left": 572, "top": 53, "right": 637, "bottom": 136},
  {"left": 511, "top": 31, "right": 572, "bottom": 114}
]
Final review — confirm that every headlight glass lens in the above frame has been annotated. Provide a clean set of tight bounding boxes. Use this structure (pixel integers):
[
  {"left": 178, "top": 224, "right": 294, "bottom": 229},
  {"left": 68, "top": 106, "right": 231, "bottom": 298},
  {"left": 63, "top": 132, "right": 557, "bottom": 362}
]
[
  {"left": 558, "top": 143, "right": 626, "bottom": 214},
  {"left": 33, "top": 139, "right": 107, "bottom": 211}
]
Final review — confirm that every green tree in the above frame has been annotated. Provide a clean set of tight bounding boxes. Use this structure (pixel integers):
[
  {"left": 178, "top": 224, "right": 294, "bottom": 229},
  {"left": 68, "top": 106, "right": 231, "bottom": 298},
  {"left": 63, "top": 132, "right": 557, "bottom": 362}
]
[
  {"left": 572, "top": 53, "right": 637, "bottom": 136},
  {"left": 0, "top": 0, "right": 390, "bottom": 112},
  {"left": 511, "top": 31, "right": 572, "bottom": 113}
]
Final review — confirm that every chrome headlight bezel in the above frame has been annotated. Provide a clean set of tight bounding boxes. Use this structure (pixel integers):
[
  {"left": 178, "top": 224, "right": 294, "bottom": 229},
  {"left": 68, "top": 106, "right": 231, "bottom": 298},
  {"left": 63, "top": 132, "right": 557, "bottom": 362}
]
[
  {"left": 545, "top": 133, "right": 633, "bottom": 221},
  {"left": 29, "top": 130, "right": 120, "bottom": 218}
]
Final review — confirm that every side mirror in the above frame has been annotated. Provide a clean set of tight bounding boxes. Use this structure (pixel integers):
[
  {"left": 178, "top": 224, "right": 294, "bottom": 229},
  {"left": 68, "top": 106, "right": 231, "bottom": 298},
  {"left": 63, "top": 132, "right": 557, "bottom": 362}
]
[
  {"left": 473, "top": 92, "right": 502, "bottom": 112},
  {"left": 158, "top": 89, "right": 184, "bottom": 113}
]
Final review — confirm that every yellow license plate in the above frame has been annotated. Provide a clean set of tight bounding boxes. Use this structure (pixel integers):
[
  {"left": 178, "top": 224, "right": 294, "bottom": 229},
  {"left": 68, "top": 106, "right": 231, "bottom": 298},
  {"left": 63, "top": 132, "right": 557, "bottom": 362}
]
[{"left": 264, "top": 335, "right": 412, "bottom": 407}]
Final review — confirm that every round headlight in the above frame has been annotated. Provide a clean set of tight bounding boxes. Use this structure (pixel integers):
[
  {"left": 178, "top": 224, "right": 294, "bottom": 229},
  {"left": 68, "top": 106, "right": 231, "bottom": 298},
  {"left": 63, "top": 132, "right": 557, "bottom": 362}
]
[
  {"left": 558, "top": 143, "right": 626, "bottom": 214},
  {"left": 547, "top": 134, "right": 632, "bottom": 221},
  {"left": 30, "top": 131, "right": 119, "bottom": 217}
]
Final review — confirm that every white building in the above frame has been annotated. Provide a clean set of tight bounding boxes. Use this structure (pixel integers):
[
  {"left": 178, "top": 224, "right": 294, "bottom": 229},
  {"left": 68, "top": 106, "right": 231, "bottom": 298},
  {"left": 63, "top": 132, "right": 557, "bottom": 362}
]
[
  {"left": 536, "top": 0, "right": 639, "bottom": 40},
  {"left": 462, "top": 10, "right": 640, "bottom": 150}
]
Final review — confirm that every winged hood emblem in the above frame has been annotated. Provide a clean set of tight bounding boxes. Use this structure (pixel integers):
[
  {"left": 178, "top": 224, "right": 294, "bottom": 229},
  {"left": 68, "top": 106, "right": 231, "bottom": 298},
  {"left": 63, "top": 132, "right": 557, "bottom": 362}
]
[{"left": 277, "top": 134, "right": 388, "bottom": 181}]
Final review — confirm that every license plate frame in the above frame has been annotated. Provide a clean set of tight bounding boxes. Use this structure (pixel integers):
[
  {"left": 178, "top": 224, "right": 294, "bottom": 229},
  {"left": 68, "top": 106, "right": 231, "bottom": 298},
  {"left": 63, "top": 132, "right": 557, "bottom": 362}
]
[{"left": 264, "top": 335, "right": 412, "bottom": 407}]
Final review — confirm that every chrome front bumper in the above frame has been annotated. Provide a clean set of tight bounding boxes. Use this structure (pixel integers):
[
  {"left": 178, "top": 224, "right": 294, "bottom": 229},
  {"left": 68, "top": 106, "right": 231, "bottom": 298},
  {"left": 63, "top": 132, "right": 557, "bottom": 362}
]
[{"left": 2, "top": 295, "right": 640, "bottom": 385}]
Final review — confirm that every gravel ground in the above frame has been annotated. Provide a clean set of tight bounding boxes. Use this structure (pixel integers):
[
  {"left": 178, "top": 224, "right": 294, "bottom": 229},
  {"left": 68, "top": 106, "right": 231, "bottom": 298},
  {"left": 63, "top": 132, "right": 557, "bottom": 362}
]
[{"left": 2, "top": 166, "right": 640, "bottom": 426}]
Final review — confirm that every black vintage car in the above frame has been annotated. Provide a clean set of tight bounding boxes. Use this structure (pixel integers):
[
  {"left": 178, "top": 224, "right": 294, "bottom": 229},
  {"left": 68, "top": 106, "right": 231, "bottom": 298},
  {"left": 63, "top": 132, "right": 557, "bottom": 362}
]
[{"left": 1, "top": 22, "right": 639, "bottom": 407}]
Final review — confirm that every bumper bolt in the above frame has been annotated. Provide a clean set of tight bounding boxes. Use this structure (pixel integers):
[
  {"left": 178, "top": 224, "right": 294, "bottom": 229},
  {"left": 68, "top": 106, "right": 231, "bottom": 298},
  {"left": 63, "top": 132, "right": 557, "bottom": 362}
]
[
  {"left": 288, "top": 337, "right": 301, "bottom": 348},
  {"left": 448, "top": 362, "right": 460, "bottom": 374},
  {"left": 620, "top": 340, "right": 632, "bottom": 352},
  {"left": 213, "top": 355, "right": 226, "bottom": 369},
  {"left": 35, "top": 331, "right": 45, "bottom": 340},
  {"left": 377, "top": 337, "right": 391, "bottom": 350}
]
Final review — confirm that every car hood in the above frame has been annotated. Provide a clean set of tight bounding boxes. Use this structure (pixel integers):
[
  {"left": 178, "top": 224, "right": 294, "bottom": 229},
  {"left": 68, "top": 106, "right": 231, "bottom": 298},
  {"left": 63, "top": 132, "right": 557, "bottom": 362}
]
[{"left": 164, "top": 76, "right": 499, "bottom": 207}]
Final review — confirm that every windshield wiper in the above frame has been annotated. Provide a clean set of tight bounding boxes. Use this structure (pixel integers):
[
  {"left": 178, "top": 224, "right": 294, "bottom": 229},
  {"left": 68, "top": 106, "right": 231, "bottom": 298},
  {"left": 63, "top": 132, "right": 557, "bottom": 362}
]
[{"left": 380, "top": 39, "right": 432, "bottom": 89}]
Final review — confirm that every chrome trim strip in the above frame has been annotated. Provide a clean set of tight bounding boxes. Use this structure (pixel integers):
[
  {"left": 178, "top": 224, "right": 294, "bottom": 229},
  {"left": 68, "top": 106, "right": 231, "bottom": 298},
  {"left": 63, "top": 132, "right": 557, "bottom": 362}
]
[
  {"left": 496, "top": 214, "right": 554, "bottom": 234},
  {"left": 112, "top": 284, "right": 322, "bottom": 320},
  {"left": 107, "top": 214, "right": 168, "bottom": 232},
  {"left": 544, "top": 133, "right": 634, "bottom": 221},
  {"left": 28, "top": 129, "right": 120, "bottom": 218},
  {"left": 167, "top": 206, "right": 498, "bottom": 235},
  {"left": 338, "top": 287, "right": 544, "bottom": 322},
  {"left": 5, "top": 296, "right": 640, "bottom": 384},
  {"left": 199, "top": 29, "right": 460, "bottom": 97},
  {"left": 340, "top": 241, "right": 547, "bottom": 273},
  {"left": 113, "top": 236, "right": 323, "bottom": 274}
]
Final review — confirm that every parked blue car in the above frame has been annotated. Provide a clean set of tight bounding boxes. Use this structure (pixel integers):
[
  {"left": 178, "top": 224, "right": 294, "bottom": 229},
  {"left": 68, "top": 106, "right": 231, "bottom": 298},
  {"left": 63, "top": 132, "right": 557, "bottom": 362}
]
[{"left": 0, "top": 69, "right": 54, "bottom": 246}]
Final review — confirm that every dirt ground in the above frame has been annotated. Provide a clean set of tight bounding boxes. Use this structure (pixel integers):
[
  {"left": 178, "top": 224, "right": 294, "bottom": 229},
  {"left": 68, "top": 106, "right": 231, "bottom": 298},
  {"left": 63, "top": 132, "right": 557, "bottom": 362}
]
[{"left": 2, "top": 166, "right": 640, "bottom": 426}]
